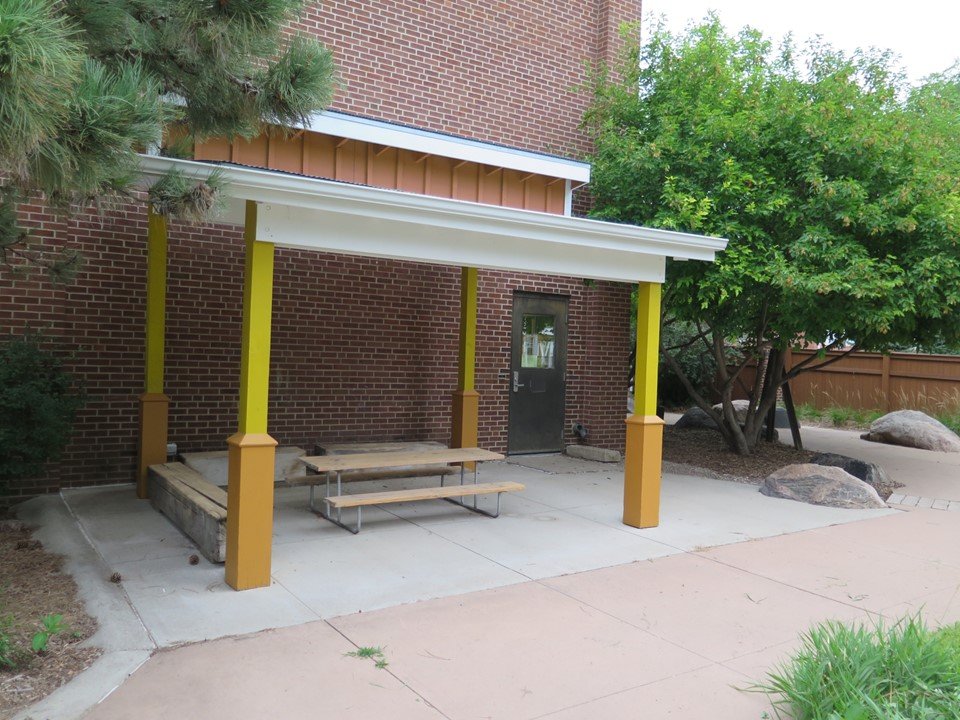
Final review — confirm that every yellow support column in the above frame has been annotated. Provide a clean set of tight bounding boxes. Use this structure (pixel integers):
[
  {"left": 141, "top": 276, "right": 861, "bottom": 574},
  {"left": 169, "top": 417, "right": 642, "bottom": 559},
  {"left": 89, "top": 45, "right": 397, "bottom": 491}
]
[
  {"left": 225, "top": 201, "right": 278, "bottom": 591},
  {"left": 451, "top": 267, "right": 480, "bottom": 456},
  {"left": 136, "top": 207, "right": 170, "bottom": 499},
  {"left": 623, "top": 281, "right": 665, "bottom": 528}
]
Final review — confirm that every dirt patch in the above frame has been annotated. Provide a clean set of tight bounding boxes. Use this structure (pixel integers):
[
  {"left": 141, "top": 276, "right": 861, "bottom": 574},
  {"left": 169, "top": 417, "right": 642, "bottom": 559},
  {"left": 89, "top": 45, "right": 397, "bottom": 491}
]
[
  {"left": 663, "top": 425, "right": 815, "bottom": 481},
  {"left": 0, "top": 520, "right": 100, "bottom": 719}
]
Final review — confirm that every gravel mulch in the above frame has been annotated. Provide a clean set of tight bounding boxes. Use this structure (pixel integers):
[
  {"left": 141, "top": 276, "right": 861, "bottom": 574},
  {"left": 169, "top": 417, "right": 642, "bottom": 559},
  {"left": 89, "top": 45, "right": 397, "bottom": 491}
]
[
  {"left": 662, "top": 425, "right": 815, "bottom": 482},
  {"left": 0, "top": 520, "right": 100, "bottom": 719}
]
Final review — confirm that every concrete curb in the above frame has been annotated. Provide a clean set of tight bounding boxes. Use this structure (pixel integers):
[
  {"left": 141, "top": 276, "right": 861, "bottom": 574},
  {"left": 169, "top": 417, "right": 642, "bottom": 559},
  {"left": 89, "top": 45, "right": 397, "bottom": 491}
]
[{"left": 13, "top": 495, "right": 157, "bottom": 720}]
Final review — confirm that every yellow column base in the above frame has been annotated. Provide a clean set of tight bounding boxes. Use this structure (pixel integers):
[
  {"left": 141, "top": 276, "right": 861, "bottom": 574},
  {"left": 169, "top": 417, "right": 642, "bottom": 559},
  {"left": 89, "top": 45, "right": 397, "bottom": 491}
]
[
  {"left": 451, "top": 390, "right": 480, "bottom": 470},
  {"left": 225, "top": 432, "right": 278, "bottom": 591},
  {"left": 623, "top": 414, "right": 665, "bottom": 528},
  {"left": 451, "top": 390, "right": 480, "bottom": 448},
  {"left": 136, "top": 393, "right": 169, "bottom": 499}
]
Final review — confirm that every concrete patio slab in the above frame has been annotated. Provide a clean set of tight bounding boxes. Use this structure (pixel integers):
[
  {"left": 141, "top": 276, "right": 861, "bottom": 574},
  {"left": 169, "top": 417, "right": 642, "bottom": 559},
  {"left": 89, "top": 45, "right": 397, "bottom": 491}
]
[
  {"left": 426, "top": 508, "right": 680, "bottom": 579},
  {"left": 536, "top": 664, "right": 770, "bottom": 719},
  {"left": 270, "top": 523, "right": 526, "bottom": 618},
  {"left": 568, "top": 473, "right": 895, "bottom": 552},
  {"left": 84, "top": 621, "right": 445, "bottom": 720},
  {"left": 505, "top": 454, "right": 615, "bottom": 474},
  {"left": 329, "top": 581, "right": 712, "bottom": 720},
  {"left": 46, "top": 456, "right": 897, "bottom": 653},
  {"left": 543, "top": 553, "right": 869, "bottom": 663},
  {"left": 801, "top": 505, "right": 960, "bottom": 570},
  {"left": 512, "top": 469, "right": 628, "bottom": 509},
  {"left": 108, "top": 552, "right": 320, "bottom": 647},
  {"left": 700, "top": 514, "right": 960, "bottom": 615}
]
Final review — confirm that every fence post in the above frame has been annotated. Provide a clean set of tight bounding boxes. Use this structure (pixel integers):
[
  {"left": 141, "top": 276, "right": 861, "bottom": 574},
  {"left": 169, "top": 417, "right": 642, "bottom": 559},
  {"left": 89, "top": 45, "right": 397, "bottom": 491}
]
[{"left": 881, "top": 354, "right": 891, "bottom": 412}]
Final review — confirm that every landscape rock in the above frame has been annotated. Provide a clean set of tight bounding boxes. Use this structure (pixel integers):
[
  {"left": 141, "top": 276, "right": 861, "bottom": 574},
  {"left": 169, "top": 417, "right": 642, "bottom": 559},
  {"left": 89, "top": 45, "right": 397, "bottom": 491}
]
[
  {"left": 860, "top": 410, "right": 960, "bottom": 453},
  {"left": 712, "top": 399, "right": 751, "bottom": 424},
  {"left": 674, "top": 406, "right": 719, "bottom": 430},
  {"left": 675, "top": 401, "right": 779, "bottom": 440},
  {"left": 810, "top": 452, "right": 902, "bottom": 500},
  {"left": 565, "top": 444, "right": 621, "bottom": 463},
  {"left": 760, "top": 464, "right": 887, "bottom": 509}
]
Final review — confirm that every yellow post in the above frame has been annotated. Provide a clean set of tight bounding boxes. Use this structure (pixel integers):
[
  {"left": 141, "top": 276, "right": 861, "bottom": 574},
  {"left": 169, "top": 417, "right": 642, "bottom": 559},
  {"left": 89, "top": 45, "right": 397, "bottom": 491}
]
[
  {"left": 225, "top": 201, "right": 278, "bottom": 591},
  {"left": 623, "top": 281, "right": 665, "bottom": 528},
  {"left": 451, "top": 267, "right": 480, "bottom": 457},
  {"left": 136, "top": 207, "right": 170, "bottom": 498}
]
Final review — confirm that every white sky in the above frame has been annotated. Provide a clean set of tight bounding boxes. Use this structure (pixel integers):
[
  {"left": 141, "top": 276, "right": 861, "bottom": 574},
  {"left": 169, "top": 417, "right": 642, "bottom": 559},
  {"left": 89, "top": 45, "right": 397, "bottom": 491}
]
[{"left": 640, "top": 0, "right": 960, "bottom": 84}]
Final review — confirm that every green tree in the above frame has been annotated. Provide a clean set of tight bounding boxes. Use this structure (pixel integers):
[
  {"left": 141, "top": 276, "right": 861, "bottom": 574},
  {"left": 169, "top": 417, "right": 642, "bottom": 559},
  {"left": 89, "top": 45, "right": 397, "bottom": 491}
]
[
  {"left": 587, "top": 17, "right": 960, "bottom": 454},
  {"left": 0, "top": 0, "right": 334, "bottom": 280}
]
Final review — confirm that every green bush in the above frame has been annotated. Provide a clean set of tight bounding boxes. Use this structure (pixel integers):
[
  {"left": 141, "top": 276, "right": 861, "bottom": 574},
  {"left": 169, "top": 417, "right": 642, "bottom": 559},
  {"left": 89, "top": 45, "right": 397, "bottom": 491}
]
[
  {"left": 758, "top": 617, "right": 960, "bottom": 719},
  {"left": 657, "top": 320, "right": 721, "bottom": 408},
  {"left": 937, "top": 623, "right": 960, "bottom": 673},
  {"left": 0, "top": 334, "right": 85, "bottom": 488}
]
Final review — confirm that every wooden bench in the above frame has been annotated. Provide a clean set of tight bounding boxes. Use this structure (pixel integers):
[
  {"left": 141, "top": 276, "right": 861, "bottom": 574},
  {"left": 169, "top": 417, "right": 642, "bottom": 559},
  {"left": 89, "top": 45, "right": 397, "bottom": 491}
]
[
  {"left": 148, "top": 462, "right": 228, "bottom": 563},
  {"left": 298, "top": 447, "right": 520, "bottom": 533}
]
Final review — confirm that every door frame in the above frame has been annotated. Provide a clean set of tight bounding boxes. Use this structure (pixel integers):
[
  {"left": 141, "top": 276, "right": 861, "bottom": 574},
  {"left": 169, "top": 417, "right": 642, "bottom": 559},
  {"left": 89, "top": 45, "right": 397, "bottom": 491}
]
[{"left": 507, "top": 291, "right": 569, "bottom": 455}]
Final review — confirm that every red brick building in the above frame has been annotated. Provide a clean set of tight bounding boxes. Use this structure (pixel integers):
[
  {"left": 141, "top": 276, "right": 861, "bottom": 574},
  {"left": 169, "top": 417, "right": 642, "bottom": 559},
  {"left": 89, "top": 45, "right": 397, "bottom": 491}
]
[{"left": 2, "top": 1, "right": 650, "bottom": 503}]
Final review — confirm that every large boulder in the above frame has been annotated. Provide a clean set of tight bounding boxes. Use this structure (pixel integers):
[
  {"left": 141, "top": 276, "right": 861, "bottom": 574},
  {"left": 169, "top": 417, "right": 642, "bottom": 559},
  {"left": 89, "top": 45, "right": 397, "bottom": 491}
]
[
  {"left": 712, "top": 399, "right": 751, "bottom": 424},
  {"left": 760, "top": 464, "right": 887, "bottom": 509},
  {"left": 860, "top": 410, "right": 960, "bottom": 453},
  {"left": 810, "top": 452, "right": 901, "bottom": 500},
  {"left": 674, "top": 406, "right": 719, "bottom": 430},
  {"left": 675, "top": 400, "right": 779, "bottom": 440}
]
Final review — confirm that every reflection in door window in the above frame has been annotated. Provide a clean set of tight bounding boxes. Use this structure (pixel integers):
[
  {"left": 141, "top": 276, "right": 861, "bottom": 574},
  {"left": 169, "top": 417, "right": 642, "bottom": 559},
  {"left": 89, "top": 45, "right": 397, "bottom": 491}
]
[{"left": 521, "top": 315, "right": 555, "bottom": 368}]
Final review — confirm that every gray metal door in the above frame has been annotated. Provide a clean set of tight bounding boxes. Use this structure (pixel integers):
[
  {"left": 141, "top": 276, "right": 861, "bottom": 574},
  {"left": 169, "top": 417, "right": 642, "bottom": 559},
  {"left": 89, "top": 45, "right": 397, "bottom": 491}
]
[{"left": 508, "top": 293, "right": 568, "bottom": 454}]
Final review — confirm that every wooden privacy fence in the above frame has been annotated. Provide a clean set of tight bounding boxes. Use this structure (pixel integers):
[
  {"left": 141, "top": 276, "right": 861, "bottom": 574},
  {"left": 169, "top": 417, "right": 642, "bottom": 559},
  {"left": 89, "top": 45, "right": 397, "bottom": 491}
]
[{"left": 735, "top": 350, "right": 960, "bottom": 413}]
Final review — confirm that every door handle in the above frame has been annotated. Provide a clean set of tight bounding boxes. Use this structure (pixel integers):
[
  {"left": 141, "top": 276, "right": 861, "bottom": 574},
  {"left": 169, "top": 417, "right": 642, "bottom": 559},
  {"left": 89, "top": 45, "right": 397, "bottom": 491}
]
[{"left": 513, "top": 370, "right": 524, "bottom": 392}]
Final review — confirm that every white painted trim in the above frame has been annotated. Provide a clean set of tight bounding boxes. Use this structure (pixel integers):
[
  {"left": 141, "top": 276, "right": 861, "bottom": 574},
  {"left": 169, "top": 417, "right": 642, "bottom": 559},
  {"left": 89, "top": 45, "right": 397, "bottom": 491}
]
[
  {"left": 137, "top": 156, "right": 727, "bottom": 283},
  {"left": 564, "top": 179, "right": 573, "bottom": 217},
  {"left": 302, "top": 111, "right": 591, "bottom": 184}
]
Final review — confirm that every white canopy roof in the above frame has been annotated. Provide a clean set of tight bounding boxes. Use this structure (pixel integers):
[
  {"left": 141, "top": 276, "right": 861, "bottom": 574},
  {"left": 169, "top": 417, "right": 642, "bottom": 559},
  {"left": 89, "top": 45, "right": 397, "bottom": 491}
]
[{"left": 138, "top": 156, "right": 727, "bottom": 284}]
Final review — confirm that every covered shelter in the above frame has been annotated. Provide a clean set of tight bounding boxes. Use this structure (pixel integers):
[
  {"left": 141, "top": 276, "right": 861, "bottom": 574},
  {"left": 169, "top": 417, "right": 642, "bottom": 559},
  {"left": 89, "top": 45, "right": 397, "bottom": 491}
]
[{"left": 134, "top": 151, "right": 726, "bottom": 591}]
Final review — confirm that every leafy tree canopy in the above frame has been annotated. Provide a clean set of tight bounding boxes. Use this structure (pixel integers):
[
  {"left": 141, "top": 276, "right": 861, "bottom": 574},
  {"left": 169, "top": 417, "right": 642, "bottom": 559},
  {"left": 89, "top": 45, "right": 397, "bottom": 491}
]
[
  {"left": 0, "top": 0, "right": 335, "bottom": 280},
  {"left": 588, "top": 17, "right": 960, "bottom": 453}
]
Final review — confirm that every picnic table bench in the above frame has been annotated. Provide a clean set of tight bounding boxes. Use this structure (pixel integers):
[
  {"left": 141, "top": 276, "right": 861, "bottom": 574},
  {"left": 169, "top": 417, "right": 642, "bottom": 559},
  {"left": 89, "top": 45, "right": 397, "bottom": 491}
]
[{"left": 297, "top": 447, "right": 521, "bottom": 533}]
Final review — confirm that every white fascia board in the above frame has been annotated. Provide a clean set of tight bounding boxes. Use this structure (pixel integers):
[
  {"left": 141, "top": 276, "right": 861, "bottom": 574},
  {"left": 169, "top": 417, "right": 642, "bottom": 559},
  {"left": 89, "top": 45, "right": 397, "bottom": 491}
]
[
  {"left": 303, "top": 111, "right": 591, "bottom": 184},
  {"left": 260, "top": 202, "right": 667, "bottom": 283},
  {"left": 137, "top": 156, "right": 727, "bottom": 283}
]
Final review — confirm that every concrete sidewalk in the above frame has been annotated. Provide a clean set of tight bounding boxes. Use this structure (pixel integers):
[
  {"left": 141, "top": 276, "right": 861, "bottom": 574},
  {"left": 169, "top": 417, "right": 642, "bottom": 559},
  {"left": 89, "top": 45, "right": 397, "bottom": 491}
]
[{"left": 82, "top": 508, "right": 960, "bottom": 720}]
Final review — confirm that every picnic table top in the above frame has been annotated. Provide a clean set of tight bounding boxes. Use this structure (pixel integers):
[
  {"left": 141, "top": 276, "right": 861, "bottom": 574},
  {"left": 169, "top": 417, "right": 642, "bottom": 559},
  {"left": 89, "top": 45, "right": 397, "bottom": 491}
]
[{"left": 298, "top": 447, "right": 505, "bottom": 473}]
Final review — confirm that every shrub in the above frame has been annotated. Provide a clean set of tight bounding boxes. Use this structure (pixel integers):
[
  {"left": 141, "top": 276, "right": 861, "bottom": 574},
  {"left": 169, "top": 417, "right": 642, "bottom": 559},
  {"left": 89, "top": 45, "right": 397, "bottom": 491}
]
[
  {"left": 657, "top": 319, "right": 722, "bottom": 407},
  {"left": 757, "top": 617, "right": 960, "bottom": 719},
  {"left": 0, "top": 334, "right": 85, "bottom": 489}
]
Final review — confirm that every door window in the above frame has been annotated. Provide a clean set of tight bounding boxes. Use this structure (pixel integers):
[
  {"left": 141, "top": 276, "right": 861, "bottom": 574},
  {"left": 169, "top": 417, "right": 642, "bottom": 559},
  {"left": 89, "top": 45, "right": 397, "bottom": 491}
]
[{"left": 521, "top": 315, "right": 555, "bottom": 369}]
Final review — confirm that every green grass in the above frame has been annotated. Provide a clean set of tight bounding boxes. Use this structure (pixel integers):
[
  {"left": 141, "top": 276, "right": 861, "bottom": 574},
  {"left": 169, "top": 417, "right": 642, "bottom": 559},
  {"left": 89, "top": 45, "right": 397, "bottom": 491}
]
[
  {"left": 345, "top": 645, "right": 389, "bottom": 669},
  {"left": 793, "top": 402, "right": 960, "bottom": 431},
  {"left": 756, "top": 617, "right": 960, "bottom": 719},
  {"left": 937, "top": 622, "right": 960, "bottom": 672},
  {"left": 939, "top": 411, "right": 960, "bottom": 435}
]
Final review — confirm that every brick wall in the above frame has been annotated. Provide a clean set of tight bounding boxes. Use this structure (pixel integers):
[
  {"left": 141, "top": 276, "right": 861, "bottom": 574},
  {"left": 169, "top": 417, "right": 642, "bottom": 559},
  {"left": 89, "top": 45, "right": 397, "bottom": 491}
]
[
  {"left": 297, "top": 0, "right": 641, "bottom": 157},
  {"left": 1, "top": 202, "right": 631, "bottom": 502}
]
